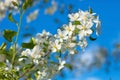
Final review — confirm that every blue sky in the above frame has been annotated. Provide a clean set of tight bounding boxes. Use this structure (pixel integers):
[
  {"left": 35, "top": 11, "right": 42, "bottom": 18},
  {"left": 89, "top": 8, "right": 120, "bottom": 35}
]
[{"left": 0, "top": 0, "right": 120, "bottom": 80}]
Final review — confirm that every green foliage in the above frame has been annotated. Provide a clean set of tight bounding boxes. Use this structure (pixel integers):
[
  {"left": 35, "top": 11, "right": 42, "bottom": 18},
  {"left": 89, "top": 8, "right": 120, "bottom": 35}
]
[
  {"left": 0, "top": 42, "right": 6, "bottom": 50},
  {"left": 8, "top": 13, "right": 17, "bottom": 23},
  {"left": 89, "top": 7, "right": 93, "bottom": 14},
  {"left": 89, "top": 36, "right": 97, "bottom": 41},
  {"left": 22, "top": 37, "right": 36, "bottom": 49},
  {"left": 73, "top": 21, "right": 81, "bottom": 25},
  {"left": 23, "top": 64, "right": 34, "bottom": 71},
  {"left": 12, "top": 1, "right": 19, "bottom": 7},
  {"left": 0, "top": 62, "right": 6, "bottom": 67},
  {"left": 0, "top": 49, "right": 8, "bottom": 55},
  {"left": 22, "top": 0, "right": 33, "bottom": 10},
  {"left": 0, "top": 69, "right": 19, "bottom": 80},
  {"left": 3, "top": 30, "right": 17, "bottom": 42},
  {"left": 74, "top": 28, "right": 79, "bottom": 35},
  {"left": 64, "top": 64, "right": 73, "bottom": 70}
]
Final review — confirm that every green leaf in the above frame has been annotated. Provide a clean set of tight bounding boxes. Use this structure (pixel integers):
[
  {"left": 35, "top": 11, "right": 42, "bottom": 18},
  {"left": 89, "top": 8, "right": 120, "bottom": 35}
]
[
  {"left": 8, "top": 13, "right": 17, "bottom": 23},
  {"left": 22, "top": 2, "right": 28, "bottom": 10},
  {"left": 0, "top": 69, "right": 19, "bottom": 79},
  {"left": 0, "top": 50, "right": 8, "bottom": 55},
  {"left": 89, "top": 7, "right": 93, "bottom": 14},
  {"left": 19, "top": 56, "right": 28, "bottom": 59},
  {"left": 23, "top": 64, "right": 34, "bottom": 71},
  {"left": 73, "top": 21, "right": 81, "bottom": 25},
  {"left": 89, "top": 36, "right": 97, "bottom": 41},
  {"left": 3, "top": 30, "right": 17, "bottom": 42},
  {"left": 74, "top": 28, "right": 79, "bottom": 35},
  {"left": 12, "top": 1, "right": 18, "bottom": 7},
  {"left": 0, "top": 62, "right": 6, "bottom": 67},
  {"left": 22, "top": 37, "right": 36, "bottom": 49},
  {"left": 22, "top": 0, "right": 33, "bottom": 10},
  {"left": 64, "top": 64, "right": 73, "bottom": 70},
  {"left": 0, "top": 42, "right": 6, "bottom": 50}
]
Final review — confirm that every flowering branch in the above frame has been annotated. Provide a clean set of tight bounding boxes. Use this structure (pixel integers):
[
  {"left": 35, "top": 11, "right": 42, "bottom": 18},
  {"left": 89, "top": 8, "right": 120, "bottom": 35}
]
[
  {"left": 0, "top": 0, "right": 101, "bottom": 79},
  {"left": 12, "top": 9, "right": 24, "bottom": 66}
]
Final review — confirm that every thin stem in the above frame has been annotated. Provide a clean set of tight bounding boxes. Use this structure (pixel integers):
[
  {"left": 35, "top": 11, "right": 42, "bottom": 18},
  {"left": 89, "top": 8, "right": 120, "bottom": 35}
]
[
  {"left": 19, "top": 50, "right": 51, "bottom": 78},
  {"left": 12, "top": 9, "right": 23, "bottom": 67},
  {"left": 19, "top": 64, "right": 34, "bottom": 78}
]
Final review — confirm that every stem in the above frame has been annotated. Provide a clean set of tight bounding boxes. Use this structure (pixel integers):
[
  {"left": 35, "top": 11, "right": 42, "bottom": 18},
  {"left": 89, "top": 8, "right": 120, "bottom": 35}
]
[
  {"left": 19, "top": 50, "right": 51, "bottom": 78},
  {"left": 12, "top": 9, "right": 23, "bottom": 67},
  {"left": 19, "top": 64, "right": 34, "bottom": 78}
]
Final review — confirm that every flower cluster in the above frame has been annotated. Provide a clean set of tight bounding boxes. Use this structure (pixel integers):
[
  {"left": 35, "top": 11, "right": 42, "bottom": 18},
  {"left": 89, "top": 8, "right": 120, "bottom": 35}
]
[
  {"left": 0, "top": 0, "right": 19, "bottom": 20},
  {"left": 0, "top": 0, "right": 39, "bottom": 20},
  {"left": 18, "top": 9, "right": 100, "bottom": 79}
]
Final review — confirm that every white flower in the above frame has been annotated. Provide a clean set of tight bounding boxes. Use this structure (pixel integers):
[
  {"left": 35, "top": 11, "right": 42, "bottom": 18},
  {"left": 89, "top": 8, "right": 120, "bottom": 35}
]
[
  {"left": 78, "top": 38, "right": 88, "bottom": 50},
  {"left": 0, "top": 2, "right": 6, "bottom": 20},
  {"left": 15, "top": 66, "right": 20, "bottom": 71},
  {"left": 37, "top": 70, "right": 47, "bottom": 80},
  {"left": 78, "top": 10, "right": 95, "bottom": 21},
  {"left": 66, "top": 41, "right": 76, "bottom": 49},
  {"left": 69, "top": 49, "right": 76, "bottom": 55},
  {"left": 78, "top": 21, "right": 93, "bottom": 39},
  {"left": 27, "top": 9, "right": 39, "bottom": 23},
  {"left": 31, "top": 45, "right": 42, "bottom": 59},
  {"left": 64, "top": 22, "right": 75, "bottom": 37},
  {"left": 0, "top": 2, "right": 6, "bottom": 10},
  {"left": 55, "top": 29, "right": 68, "bottom": 42},
  {"left": 69, "top": 43, "right": 76, "bottom": 48},
  {"left": 21, "top": 49, "right": 31, "bottom": 57},
  {"left": 5, "top": 60, "right": 12, "bottom": 70},
  {"left": 36, "top": 30, "right": 51, "bottom": 43},
  {"left": 58, "top": 58, "right": 66, "bottom": 70},
  {"left": 18, "top": 58, "right": 24, "bottom": 61},
  {"left": 45, "top": 0, "right": 57, "bottom": 15},
  {"left": 15, "top": 9, "right": 101, "bottom": 80},
  {"left": 68, "top": 12, "right": 80, "bottom": 21},
  {"left": 39, "top": 30, "right": 50, "bottom": 37},
  {"left": 33, "top": 59, "right": 39, "bottom": 65},
  {"left": 94, "top": 16, "right": 101, "bottom": 36},
  {"left": 51, "top": 39, "right": 61, "bottom": 52},
  {"left": 40, "top": 70, "right": 47, "bottom": 76},
  {"left": 5, "top": 0, "right": 19, "bottom": 9}
]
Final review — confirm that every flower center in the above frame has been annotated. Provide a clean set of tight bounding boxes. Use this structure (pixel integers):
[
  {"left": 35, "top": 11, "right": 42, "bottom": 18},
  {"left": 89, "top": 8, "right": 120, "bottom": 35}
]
[{"left": 82, "top": 26, "right": 87, "bottom": 30}]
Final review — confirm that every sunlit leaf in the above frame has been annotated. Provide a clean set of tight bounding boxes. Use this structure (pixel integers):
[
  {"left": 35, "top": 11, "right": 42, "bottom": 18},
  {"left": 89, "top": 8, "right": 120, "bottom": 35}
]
[
  {"left": 8, "top": 13, "right": 17, "bottom": 23},
  {"left": 0, "top": 42, "right": 6, "bottom": 50},
  {"left": 12, "top": 1, "right": 18, "bottom": 7},
  {"left": 73, "top": 21, "right": 81, "bottom": 25},
  {"left": 0, "top": 62, "right": 6, "bottom": 67},
  {"left": 0, "top": 69, "right": 19, "bottom": 79},
  {"left": 64, "top": 64, "right": 73, "bottom": 70},
  {"left": 22, "top": 0, "right": 33, "bottom": 10},
  {"left": 22, "top": 37, "right": 36, "bottom": 49}
]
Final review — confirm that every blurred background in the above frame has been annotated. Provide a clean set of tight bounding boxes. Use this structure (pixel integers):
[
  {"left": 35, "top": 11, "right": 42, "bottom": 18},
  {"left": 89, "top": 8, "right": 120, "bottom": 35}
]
[{"left": 0, "top": 0, "right": 120, "bottom": 80}]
